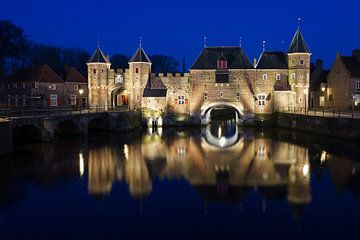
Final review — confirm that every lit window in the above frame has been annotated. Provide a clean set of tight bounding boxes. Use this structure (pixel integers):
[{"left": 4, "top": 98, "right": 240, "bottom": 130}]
[
  {"left": 258, "top": 94, "right": 266, "bottom": 106},
  {"left": 49, "top": 84, "right": 56, "bottom": 90},
  {"left": 356, "top": 81, "right": 360, "bottom": 91},
  {"left": 320, "top": 96, "right": 325, "bottom": 106},
  {"left": 291, "top": 73, "right": 296, "bottom": 80},
  {"left": 178, "top": 96, "right": 185, "bottom": 104},
  {"left": 262, "top": 74, "right": 268, "bottom": 80},
  {"left": 70, "top": 94, "right": 77, "bottom": 105},
  {"left": 50, "top": 94, "right": 58, "bottom": 107},
  {"left": 276, "top": 74, "right": 281, "bottom": 80}
]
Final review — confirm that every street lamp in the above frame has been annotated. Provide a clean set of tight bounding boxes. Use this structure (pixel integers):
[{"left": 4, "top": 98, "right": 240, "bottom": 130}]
[{"left": 78, "top": 89, "right": 84, "bottom": 95}]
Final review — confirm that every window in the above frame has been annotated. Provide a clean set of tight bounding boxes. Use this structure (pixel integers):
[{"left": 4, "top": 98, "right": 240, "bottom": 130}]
[
  {"left": 356, "top": 81, "right": 360, "bottom": 91},
  {"left": 300, "top": 59, "right": 304, "bottom": 65},
  {"left": 291, "top": 73, "right": 296, "bottom": 80},
  {"left": 220, "top": 92, "right": 223, "bottom": 98},
  {"left": 237, "top": 93, "right": 240, "bottom": 100},
  {"left": 50, "top": 94, "right": 58, "bottom": 107},
  {"left": 93, "top": 69, "right": 96, "bottom": 74},
  {"left": 34, "top": 82, "right": 39, "bottom": 89},
  {"left": 13, "top": 83, "right": 17, "bottom": 89},
  {"left": 262, "top": 74, "right": 268, "bottom": 80},
  {"left": 178, "top": 96, "right": 185, "bottom": 104},
  {"left": 299, "top": 97, "right": 302, "bottom": 103},
  {"left": 74, "top": 84, "right": 78, "bottom": 91},
  {"left": 276, "top": 74, "right": 281, "bottom": 81},
  {"left": 300, "top": 75, "right": 304, "bottom": 79},
  {"left": 258, "top": 94, "right": 266, "bottom": 106},
  {"left": 136, "top": 68, "right": 139, "bottom": 74},
  {"left": 22, "top": 82, "right": 26, "bottom": 88},
  {"left": 217, "top": 60, "right": 227, "bottom": 69},
  {"left": 320, "top": 96, "right": 325, "bottom": 107},
  {"left": 204, "top": 92, "right": 208, "bottom": 100},
  {"left": 70, "top": 94, "right": 77, "bottom": 105},
  {"left": 22, "top": 95, "right": 26, "bottom": 107}
]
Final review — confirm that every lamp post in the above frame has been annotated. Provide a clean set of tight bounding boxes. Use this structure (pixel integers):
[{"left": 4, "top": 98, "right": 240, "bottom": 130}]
[
  {"left": 351, "top": 94, "right": 355, "bottom": 118},
  {"left": 78, "top": 88, "right": 84, "bottom": 109}
]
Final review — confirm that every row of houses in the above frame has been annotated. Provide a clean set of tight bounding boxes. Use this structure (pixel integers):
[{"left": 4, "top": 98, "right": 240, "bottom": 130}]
[
  {"left": 310, "top": 50, "right": 360, "bottom": 110},
  {"left": 0, "top": 64, "right": 88, "bottom": 108}
]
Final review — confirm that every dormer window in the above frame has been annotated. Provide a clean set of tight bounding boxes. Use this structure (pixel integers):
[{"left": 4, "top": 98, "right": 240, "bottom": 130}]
[{"left": 217, "top": 54, "right": 227, "bottom": 69}]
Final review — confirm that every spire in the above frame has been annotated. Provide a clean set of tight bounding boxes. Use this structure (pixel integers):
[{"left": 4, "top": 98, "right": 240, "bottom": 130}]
[
  {"left": 87, "top": 46, "right": 110, "bottom": 64},
  {"left": 129, "top": 46, "right": 151, "bottom": 63},
  {"left": 288, "top": 21, "right": 311, "bottom": 54}
]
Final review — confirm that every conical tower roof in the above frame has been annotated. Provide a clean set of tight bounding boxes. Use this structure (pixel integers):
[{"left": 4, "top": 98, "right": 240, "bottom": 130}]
[
  {"left": 88, "top": 47, "right": 110, "bottom": 64},
  {"left": 129, "top": 47, "right": 151, "bottom": 63},
  {"left": 288, "top": 29, "right": 311, "bottom": 54}
]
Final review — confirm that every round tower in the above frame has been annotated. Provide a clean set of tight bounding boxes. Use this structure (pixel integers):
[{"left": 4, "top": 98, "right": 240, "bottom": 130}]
[
  {"left": 128, "top": 46, "right": 152, "bottom": 110},
  {"left": 287, "top": 27, "right": 311, "bottom": 111},
  {"left": 87, "top": 47, "right": 111, "bottom": 107}
]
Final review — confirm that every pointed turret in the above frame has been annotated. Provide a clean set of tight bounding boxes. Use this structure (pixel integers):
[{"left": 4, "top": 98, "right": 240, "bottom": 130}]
[
  {"left": 129, "top": 47, "right": 151, "bottom": 63},
  {"left": 288, "top": 28, "right": 311, "bottom": 54},
  {"left": 88, "top": 47, "right": 110, "bottom": 64}
]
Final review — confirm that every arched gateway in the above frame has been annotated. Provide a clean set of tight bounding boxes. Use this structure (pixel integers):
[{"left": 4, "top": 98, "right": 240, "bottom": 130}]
[{"left": 200, "top": 102, "right": 244, "bottom": 125}]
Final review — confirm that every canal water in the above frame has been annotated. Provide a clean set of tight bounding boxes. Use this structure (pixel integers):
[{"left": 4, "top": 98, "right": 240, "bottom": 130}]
[{"left": 0, "top": 122, "right": 360, "bottom": 239}]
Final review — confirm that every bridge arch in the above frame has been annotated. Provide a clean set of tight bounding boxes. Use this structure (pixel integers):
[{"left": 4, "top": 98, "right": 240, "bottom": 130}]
[
  {"left": 200, "top": 102, "right": 244, "bottom": 125},
  {"left": 55, "top": 120, "right": 82, "bottom": 136},
  {"left": 88, "top": 116, "right": 107, "bottom": 131},
  {"left": 12, "top": 124, "right": 42, "bottom": 146}
]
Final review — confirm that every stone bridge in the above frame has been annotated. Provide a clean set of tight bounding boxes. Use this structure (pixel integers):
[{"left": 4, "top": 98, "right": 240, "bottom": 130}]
[{"left": 0, "top": 111, "right": 141, "bottom": 153}]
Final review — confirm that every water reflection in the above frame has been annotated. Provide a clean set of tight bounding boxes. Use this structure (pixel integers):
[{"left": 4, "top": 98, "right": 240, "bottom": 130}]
[{"left": 1, "top": 123, "right": 360, "bottom": 219}]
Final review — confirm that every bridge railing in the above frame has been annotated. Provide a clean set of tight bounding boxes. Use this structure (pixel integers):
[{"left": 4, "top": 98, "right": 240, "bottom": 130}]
[
  {"left": 0, "top": 105, "right": 129, "bottom": 119},
  {"left": 279, "top": 107, "right": 360, "bottom": 119}
]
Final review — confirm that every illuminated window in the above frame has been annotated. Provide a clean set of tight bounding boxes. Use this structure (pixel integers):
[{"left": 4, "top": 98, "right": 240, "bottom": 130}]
[
  {"left": 70, "top": 94, "right": 77, "bottom": 105},
  {"left": 178, "top": 96, "right": 185, "bottom": 104},
  {"left": 50, "top": 94, "right": 58, "bottom": 107},
  {"left": 356, "top": 81, "right": 360, "bottom": 91},
  {"left": 320, "top": 96, "right": 325, "bottom": 106},
  {"left": 262, "top": 74, "right": 268, "bottom": 80},
  {"left": 258, "top": 94, "right": 266, "bottom": 106},
  {"left": 276, "top": 74, "right": 281, "bottom": 80},
  {"left": 291, "top": 73, "right": 296, "bottom": 80}
]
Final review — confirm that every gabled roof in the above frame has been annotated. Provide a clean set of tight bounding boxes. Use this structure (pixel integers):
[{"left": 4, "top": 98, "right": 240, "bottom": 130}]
[
  {"left": 256, "top": 52, "right": 288, "bottom": 69},
  {"left": 6, "top": 64, "right": 64, "bottom": 83},
  {"left": 129, "top": 47, "right": 151, "bottom": 63},
  {"left": 191, "top": 46, "right": 253, "bottom": 70},
  {"left": 310, "top": 70, "right": 330, "bottom": 90},
  {"left": 341, "top": 56, "right": 360, "bottom": 77},
  {"left": 88, "top": 47, "right": 110, "bottom": 64},
  {"left": 288, "top": 29, "right": 311, "bottom": 54},
  {"left": 55, "top": 66, "right": 87, "bottom": 83},
  {"left": 143, "top": 77, "right": 167, "bottom": 97}
]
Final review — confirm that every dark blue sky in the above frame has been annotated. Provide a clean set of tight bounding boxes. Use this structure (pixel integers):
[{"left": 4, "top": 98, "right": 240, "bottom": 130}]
[{"left": 1, "top": 0, "right": 359, "bottom": 69}]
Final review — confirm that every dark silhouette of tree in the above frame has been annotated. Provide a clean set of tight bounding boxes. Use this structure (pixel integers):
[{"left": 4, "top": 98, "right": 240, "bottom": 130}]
[
  {"left": 150, "top": 55, "right": 179, "bottom": 73},
  {"left": 61, "top": 48, "right": 90, "bottom": 75},
  {"left": 0, "top": 20, "right": 29, "bottom": 77},
  {"left": 110, "top": 54, "right": 130, "bottom": 70}
]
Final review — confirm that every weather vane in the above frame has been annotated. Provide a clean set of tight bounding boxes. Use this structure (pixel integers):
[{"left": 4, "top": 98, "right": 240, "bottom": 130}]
[
  {"left": 97, "top": 37, "right": 100, "bottom": 48},
  {"left": 139, "top": 36, "right": 142, "bottom": 47},
  {"left": 262, "top": 40, "right": 266, "bottom": 52},
  {"left": 298, "top": 17, "right": 301, "bottom": 28},
  {"left": 240, "top": 36, "right": 242, "bottom": 47},
  {"left": 204, "top": 36, "right": 207, "bottom": 48}
]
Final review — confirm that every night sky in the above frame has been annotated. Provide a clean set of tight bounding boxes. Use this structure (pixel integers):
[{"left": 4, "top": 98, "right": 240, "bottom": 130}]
[{"left": 1, "top": 0, "right": 359, "bottom": 69}]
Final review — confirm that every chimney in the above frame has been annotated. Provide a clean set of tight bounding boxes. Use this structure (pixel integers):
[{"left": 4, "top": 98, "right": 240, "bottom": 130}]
[
  {"left": 352, "top": 49, "right": 360, "bottom": 61},
  {"left": 316, "top": 59, "right": 323, "bottom": 70},
  {"left": 253, "top": 58, "right": 257, "bottom": 67}
]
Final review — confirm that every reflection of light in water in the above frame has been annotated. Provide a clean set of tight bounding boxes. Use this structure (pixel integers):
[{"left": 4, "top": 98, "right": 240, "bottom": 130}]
[
  {"left": 219, "top": 137, "right": 226, "bottom": 148},
  {"left": 303, "top": 164, "right": 309, "bottom": 177},
  {"left": 320, "top": 151, "right": 327, "bottom": 163},
  {"left": 79, "top": 152, "right": 84, "bottom": 177},
  {"left": 158, "top": 127, "right": 163, "bottom": 136},
  {"left": 177, "top": 147, "right": 186, "bottom": 156},
  {"left": 218, "top": 126, "right": 222, "bottom": 138},
  {"left": 124, "top": 144, "right": 129, "bottom": 161},
  {"left": 157, "top": 117, "right": 163, "bottom": 127}
]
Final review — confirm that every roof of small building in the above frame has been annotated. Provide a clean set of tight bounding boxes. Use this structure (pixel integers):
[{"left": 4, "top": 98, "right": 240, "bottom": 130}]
[
  {"left": 6, "top": 64, "right": 64, "bottom": 83},
  {"left": 143, "top": 77, "right": 167, "bottom": 97},
  {"left": 341, "top": 56, "right": 360, "bottom": 77},
  {"left": 129, "top": 47, "right": 151, "bottom": 63},
  {"left": 88, "top": 47, "right": 110, "bottom": 64},
  {"left": 191, "top": 46, "right": 253, "bottom": 70},
  {"left": 55, "top": 66, "right": 87, "bottom": 83},
  {"left": 288, "top": 29, "right": 311, "bottom": 54},
  {"left": 256, "top": 51, "right": 288, "bottom": 69},
  {"left": 310, "top": 70, "right": 330, "bottom": 90}
]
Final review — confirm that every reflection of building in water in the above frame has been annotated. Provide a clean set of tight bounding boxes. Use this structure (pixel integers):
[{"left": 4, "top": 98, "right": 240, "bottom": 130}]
[{"left": 88, "top": 146, "right": 123, "bottom": 196}]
